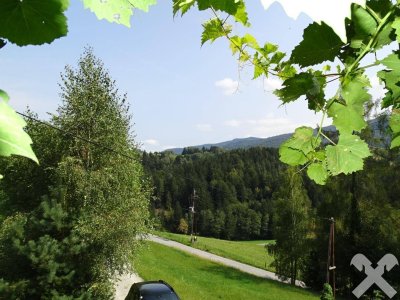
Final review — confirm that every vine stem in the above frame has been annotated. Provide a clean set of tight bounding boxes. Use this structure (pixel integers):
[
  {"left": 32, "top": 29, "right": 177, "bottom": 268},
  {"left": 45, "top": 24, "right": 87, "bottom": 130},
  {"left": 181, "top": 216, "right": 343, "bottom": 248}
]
[
  {"left": 316, "top": 111, "right": 337, "bottom": 146},
  {"left": 345, "top": 7, "right": 395, "bottom": 77},
  {"left": 320, "top": 131, "right": 337, "bottom": 146},
  {"left": 210, "top": 8, "right": 283, "bottom": 78}
]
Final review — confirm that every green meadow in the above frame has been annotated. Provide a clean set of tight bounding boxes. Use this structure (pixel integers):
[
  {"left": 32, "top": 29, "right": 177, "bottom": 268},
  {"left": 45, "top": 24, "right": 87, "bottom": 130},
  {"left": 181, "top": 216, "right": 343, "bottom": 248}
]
[
  {"left": 155, "top": 231, "right": 275, "bottom": 272},
  {"left": 135, "top": 241, "right": 319, "bottom": 300}
]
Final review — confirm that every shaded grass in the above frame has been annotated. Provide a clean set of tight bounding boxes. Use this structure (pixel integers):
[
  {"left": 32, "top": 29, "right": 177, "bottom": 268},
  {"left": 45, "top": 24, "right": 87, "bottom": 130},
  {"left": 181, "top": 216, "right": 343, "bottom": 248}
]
[
  {"left": 155, "top": 231, "right": 275, "bottom": 272},
  {"left": 135, "top": 241, "right": 319, "bottom": 300}
]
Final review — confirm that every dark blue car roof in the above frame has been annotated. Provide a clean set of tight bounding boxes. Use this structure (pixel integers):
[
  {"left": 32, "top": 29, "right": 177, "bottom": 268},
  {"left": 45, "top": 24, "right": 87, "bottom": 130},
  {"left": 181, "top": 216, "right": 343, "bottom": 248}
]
[{"left": 139, "top": 283, "right": 173, "bottom": 294}]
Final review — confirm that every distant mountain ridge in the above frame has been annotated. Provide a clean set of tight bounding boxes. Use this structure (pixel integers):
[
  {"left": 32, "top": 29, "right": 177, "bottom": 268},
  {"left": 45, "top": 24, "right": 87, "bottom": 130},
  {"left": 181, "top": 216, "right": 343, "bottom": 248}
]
[
  {"left": 165, "top": 118, "right": 387, "bottom": 155},
  {"left": 166, "top": 125, "right": 337, "bottom": 154}
]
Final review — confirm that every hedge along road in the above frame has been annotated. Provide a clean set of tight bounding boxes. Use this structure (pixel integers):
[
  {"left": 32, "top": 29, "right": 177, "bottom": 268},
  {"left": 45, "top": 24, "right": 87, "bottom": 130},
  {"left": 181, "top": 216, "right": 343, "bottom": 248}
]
[{"left": 148, "top": 235, "right": 305, "bottom": 287}]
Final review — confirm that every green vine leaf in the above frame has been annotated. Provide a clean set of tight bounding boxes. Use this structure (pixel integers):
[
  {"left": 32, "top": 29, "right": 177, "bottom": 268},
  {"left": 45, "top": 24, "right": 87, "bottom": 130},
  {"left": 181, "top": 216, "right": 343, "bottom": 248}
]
[
  {"left": 0, "top": 91, "right": 38, "bottom": 164},
  {"left": 328, "top": 77, "right": 370, "bottom": 133},
  {"left": 201, "top": 19, "right": 231, "bottom": 45},
  {"left": 326, "top": 133, "right": 370, "bottom": 175},
  {"left": 233, "top": 1, "right": 249, "bottom": 26},
  {"left": 307, "top": 162, "right": 329, "bottom": 185},
  {"left": 0, "top": 39, "right": 6, "bottom": 49},
  {"left": 378, "top": 54, "right": 400, "bottom": 108},
  {"left": 279, "top": 127, "right": 321, "bottom": 166},
  {"left": 349, "top": 4, "right": 377, "bottom": 48},
  {"left": 197, "top": 0, "right": 243, "bottom": 15},
  {"left": 391, "top": 17, "right": 400, "bottom": 43},
  {"left": 130, "top": 0, "right": 157, "bottom": 12},
  {"left": 83, "top": 0, "right": 132, "bottom": 27},
  {"left": 0, "top": 0, "right": 69, "bottom": 46},
  {"left": 291, "top": 22, "right": 344, "bottom": 67},
  {"left": 173, "top": 0, "right": 196, "bottom": 16},
  {"left": 275, "top": 72, "right": 325, "bottom": 110},
  {"left": 83, "top": 0, "right": 157, "bottom": 27},
  {"left": 389, "top": 109, "right": 400, "bottom": 149}
]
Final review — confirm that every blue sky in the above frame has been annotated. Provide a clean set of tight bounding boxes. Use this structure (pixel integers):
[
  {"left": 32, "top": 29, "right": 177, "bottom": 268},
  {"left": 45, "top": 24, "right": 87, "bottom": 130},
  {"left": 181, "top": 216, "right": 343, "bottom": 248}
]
[{"left": 0, "top": 1, "right": 384, "bottom": 152}]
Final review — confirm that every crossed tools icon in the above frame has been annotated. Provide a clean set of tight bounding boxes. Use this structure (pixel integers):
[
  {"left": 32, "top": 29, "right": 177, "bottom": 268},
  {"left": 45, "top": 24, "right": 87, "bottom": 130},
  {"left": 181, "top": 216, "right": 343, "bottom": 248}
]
[{"left": 351, "top": 253, "right": 398, "bottom": 298}]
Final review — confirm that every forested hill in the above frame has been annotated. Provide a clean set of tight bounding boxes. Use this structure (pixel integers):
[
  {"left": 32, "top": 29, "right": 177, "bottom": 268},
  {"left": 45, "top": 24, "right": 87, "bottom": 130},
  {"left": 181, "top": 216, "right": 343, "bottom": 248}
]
[
  {"left": 142, "top": 141, "right": 399, "bottom": 237},
  {"left": 143, "top": 144, "right": 400, "bottom": 292},
  {"left": 143, "top": 147, "right": 284, "bottom": 240}
]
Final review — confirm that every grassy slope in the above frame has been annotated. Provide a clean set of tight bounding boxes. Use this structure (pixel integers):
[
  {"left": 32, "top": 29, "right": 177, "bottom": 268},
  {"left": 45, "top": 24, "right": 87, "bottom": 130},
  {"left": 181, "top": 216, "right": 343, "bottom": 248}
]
[
  {"left": 135, "top": 241, "right": 318, "bottom": 300},
  {"left": 156, "top": 231, "right": 275, "bottom": 272}
]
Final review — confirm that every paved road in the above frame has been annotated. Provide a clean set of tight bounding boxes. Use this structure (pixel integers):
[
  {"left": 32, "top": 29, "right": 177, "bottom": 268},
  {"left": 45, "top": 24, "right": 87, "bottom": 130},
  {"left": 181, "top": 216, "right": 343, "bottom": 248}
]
[
  {"left": 114, "top": 272, "right": 142, "bottom": 300},
  {"left": 148, "top": 235, "right": 305, "bottom": 287}
]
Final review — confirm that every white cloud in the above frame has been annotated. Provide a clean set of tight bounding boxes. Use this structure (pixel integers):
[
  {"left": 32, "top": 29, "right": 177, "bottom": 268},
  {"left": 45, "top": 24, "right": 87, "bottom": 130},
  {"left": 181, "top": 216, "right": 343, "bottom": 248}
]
[
  {"left": 143, "top": 139, "right": 159, "bottom": 146},
  {"left": 224, "top": 119, "right": 242, "bottom": 127},
  {"left": 264, "top": 78, "right": 283, "bottom": 91},
  {"left": 196, "top": 124, "right": 213, "bottom": 132},
  {"left": 260, "top": 0, "right": 366, "bottom": 42},
  {"left": 215, "top": 78, "right": 239, "bottom": 95},
  {"left": 369, "top": 75, "right": 386, "bottom": 100}
]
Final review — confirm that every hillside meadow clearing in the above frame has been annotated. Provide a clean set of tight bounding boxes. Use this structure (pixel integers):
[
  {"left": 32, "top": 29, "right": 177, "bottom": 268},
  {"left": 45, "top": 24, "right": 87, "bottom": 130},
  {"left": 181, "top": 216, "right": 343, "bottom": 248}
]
[
  {"left": 135, "top": 241, "right": 319, "bottom": 300},
  {"left": 155, "top": 231, "right": 275, "bottom": 272}
]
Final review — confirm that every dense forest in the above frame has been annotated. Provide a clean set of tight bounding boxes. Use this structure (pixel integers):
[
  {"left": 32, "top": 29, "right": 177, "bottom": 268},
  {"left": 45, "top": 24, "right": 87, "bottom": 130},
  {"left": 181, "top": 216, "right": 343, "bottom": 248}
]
[{"left": 142, "top": 136, "right": 400, "bottom": 297}]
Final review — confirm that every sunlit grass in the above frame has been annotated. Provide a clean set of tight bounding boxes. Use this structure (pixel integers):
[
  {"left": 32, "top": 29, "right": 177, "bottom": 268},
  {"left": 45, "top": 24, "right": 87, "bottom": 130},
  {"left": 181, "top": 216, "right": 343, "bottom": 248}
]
[
  {"left": 155, "top": 231, "right": 275, "bottom": 272},
  {"left": 135, "top": 241, "right": 319, "bottom": 300}
]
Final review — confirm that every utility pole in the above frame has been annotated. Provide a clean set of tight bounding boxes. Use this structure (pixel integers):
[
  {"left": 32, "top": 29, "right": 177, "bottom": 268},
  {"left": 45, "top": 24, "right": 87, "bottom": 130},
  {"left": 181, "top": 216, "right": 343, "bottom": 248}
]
[
  {"left": 326, "top": 217, "right": 336, "bottom": 298},
  {"left": 189, "top": 188, "right": 198, "bottom": 244}
]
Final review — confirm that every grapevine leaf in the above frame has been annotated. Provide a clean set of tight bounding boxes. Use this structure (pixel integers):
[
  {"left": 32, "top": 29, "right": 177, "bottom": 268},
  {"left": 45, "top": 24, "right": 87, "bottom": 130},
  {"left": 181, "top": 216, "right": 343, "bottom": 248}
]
[
  {"left": 327, "top": 77, "right": 370, "bottom": 133},
  {"left": 326, "top": 134, "right": 371, "bottom": 175},
  {"left": 367, "top": 0, "right": 392, "bottom": 18},
  {"left": 279, "top": 127, "right": 321, "bottom": 166},
  {"left": 291, "top": 22, "right": 344, "bottom": 67},
  {"left": 392, "top": 17, "right": 400, "bottom": 43},
  {"left": 0, "top": 39, "right": 6, "bottom": 49},
  {"left": 197, "top": 0, "right": 243, "bottom": 15},
  {"left": 307, "top": 162, "right": 328, "bottom": 185},
  {"left": 173, "top": 0, "right": 196, "bottom": 16},
  {"left": 275, "top": 72, "right": 325, "bottom": 109},
  {"left": 245, "top": 34, "right": 259, "bottom": 49},
  {"left": 389, "top": 109, "right": 400, "bottom": 132},
  {"left": 0, "top": 90, "right": 10, "bottom": 102},
  {"left": 349, "top": 4, "right": 377, "bottom": 48},
  {"left": 381, "top": 53, "right": 400, "bottom": 73},
  {"left": 279, "top": 147, "right": 308, "bottom": 166},
  {"left": 260, "top": 43, "right": 278, "bottom": 56},
  {"left": 130, "top": 0, "right": 157, "bottom": 12},
  {"left": 234, "top": 2, "right": 249, "bottom": 26},
  {"left": 275, "top": 73, "right": 314, "bottom": 103},
  {"left": 201, "top": 19, "right": 230, "bottom": 45},
  {"left": 0, "top": 0, "right": 69, "bottom": 46},
  {"left": 378, "top": 69, "right": 400, "bottom": 108},
  {"left": 229, "top": 36, "right": 241, "bottom": 55},
  {"left": 83, "top": 0, "right": 132, "bottom": 27},
  {"left": 389, "top": 109, "right": 400, "bottom": 149},
  {"left": 0, "top": 99, "right": 38, "bottom": 164},
  {"left": 375, "top": 21, "right": 395, "bottom": 50},
  {"left": 253, "top": 56, "right": 264, "bottom": 79},
  {"left": 391, "top": 135, "right": 400, "bottom": 148},
  {"left": 270, "top": 52, "right": 285, "bottom": 64}
]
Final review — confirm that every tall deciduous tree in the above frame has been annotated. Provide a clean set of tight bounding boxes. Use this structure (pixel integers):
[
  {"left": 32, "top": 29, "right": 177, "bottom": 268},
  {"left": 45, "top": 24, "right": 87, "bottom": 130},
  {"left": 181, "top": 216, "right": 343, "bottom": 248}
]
[
  {"left": 268, "top": 169, "right": 313, "bottom": 285},
  {"left": 0, "top": 48, "right": 151, "bottom": 299},
  {"left": 54, "top": 48, "right": 151, "bottom": 298}
]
